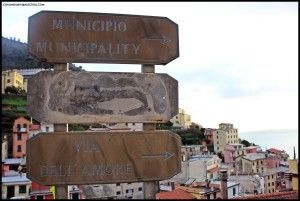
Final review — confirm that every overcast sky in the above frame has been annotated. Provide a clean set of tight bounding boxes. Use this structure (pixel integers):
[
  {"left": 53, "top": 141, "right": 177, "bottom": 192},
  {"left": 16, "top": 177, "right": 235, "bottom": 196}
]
[{"left": 2, "top": 2, "right": 298, "bottom": 132}]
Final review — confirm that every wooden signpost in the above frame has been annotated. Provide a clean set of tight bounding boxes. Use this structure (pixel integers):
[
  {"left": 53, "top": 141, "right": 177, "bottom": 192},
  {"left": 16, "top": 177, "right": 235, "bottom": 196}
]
[
  {"left": 27, "top": 71, "right": 178, "bottom": 124},
  {"left": 27, "top": 10, "right": 180, "bottom": 199},
  {"left": 28, "top": 10, "right": 179, "bottom": 65},
  {"left": 27, "top": 131, "right": 181, "bottom": 185}
]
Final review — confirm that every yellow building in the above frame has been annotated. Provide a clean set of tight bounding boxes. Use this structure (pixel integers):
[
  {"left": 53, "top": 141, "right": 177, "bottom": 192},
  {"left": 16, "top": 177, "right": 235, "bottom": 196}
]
[
  {"left": 241, "top": 153, "right": 267, "bottom": 174},
  {"left": 260, "top": 171, "right": 277, "bottom": 194},
  {"left": 170, "top": 108, "right": 192, "bottom": 129},
  {"left": 213, "top": 123, "right": 239, "bottom": 153},
  {"left": 2, "top": 69, "right": 25, "bottom": 93},
  {"left": 288, "top": 159, "right": 298, "bottom": 190}
]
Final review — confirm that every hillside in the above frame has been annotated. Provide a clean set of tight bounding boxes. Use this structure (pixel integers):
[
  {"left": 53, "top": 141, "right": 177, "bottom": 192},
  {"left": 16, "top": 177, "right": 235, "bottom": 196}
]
[{"left": 2, "top": 37, "right": 83, "bottom": 71}]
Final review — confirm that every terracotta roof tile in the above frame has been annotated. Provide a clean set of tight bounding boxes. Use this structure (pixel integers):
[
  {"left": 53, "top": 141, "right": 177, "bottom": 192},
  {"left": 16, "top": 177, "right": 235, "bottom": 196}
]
[
  {"left": 236, "top": 191, "right": 298, "bottom": 199},
  {"left": 156, "top": 189, "right": 195, "bottom": 199}
]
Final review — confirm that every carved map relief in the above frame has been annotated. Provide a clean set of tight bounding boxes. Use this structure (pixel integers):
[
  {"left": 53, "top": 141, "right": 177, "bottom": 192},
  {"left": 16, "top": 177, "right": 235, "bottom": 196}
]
[{"left": 28, "top": 71, "right": 177, "bottom": 123}]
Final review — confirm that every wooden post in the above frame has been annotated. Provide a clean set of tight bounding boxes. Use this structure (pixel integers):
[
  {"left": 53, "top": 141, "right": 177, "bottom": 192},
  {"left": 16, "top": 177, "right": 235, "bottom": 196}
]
[
  {"left": 54, "top": 64, "right": 69, "bottom": 199},
  {"left": 142, "top": 64, "right": 159, "bottom": 199}
]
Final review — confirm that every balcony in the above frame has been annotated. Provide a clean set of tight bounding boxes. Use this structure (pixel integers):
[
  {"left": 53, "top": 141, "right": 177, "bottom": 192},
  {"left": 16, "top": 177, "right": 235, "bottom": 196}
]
[{"left": 15, "top": 128, "right": 27, "bottom": 132}]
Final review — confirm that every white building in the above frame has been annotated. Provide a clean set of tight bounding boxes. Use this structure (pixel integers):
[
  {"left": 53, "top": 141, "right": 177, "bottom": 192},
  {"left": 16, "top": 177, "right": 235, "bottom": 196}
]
[
  {"left": 2, "top": 135, "right": 8, "bottom": 162},
  {"left": 2, "top": 172, "right": 31, "bottom": 199},
  {"left": 211, "top": 180, "right": 240, "bottom": 199}
]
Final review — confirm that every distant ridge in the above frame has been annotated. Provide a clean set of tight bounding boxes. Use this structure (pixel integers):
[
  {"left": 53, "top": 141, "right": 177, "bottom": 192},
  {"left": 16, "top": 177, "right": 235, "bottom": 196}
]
[{"left": 1, "top": 36, "right": 83, "bottom": 71}]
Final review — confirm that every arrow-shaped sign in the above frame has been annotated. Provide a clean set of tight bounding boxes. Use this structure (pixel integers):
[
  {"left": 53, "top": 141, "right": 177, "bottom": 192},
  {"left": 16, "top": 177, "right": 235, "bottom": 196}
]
[
  {"left": 144, "top": 35, "right": 172, "bottom": 44},
  {"left": 142, "top": 151, "right": 174, "bottom": 160}
]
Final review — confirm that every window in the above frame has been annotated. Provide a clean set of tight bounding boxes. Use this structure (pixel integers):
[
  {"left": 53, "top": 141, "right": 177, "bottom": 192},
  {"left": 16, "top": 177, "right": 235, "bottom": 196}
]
[
  {"left": 72, "top": 193, "right": 79, "bottom": 199},
  {"left": 138, "top": 187, "right": 142, "bottom": 191},
  {"left": 261, "top": 161, "right": 263, "bottom": 164},
  {"left": 116, "top": 191, "right": 121, "bottom": 195},
  {"left": 116, "top": 183, "right": 120, "bottom": 186},
  {"left": 17, "top": 124, "right": 21, "bottom": 131},
  {"left": 17, "top": 133, "right": 22, "bottom": 140},
  {"left": 217, "top": 136, "right": 218, "bottom": 139},
  {"left": 233, "top": 187, "right": 236, "bottom": 196},
  {"left": 19, "top": 185, "right": 27, "bottom": 193},
  {"left": 17, "top": 145, "right": 22, "bottom": 152},
  {"left": 126, "top": 189, "right": 129, "bottom": 193},
  {"left": 268, "top": 183, "right": 270, "bottom": 187},
  {"left": 257, "top": 161, "right": 259, "bottom": 166},
  {"left": 272, "top": 182, "right": 274, "bottom": 186},
  {"left": 46, "top": 126, "right": 49, "bottom": 132},
  {"left": 271, "top": 175, "right": 274, "bottom": 179},
  {"left": 272, "top": 189, "right": 275, "bottom": 192},
  {"left": 125, "top": 123, "right": 128, "bottom": 126},
  {"left": 268, "top": 175, "right": 270, "bottom": 179},
  {"left": 23, "top": 124, "right": 27, "bottom": 129},
  {"left": 261, "top": 167, "right": 264, "bottom": 172},
  {"left": 7, "top": 79, "right": 10, "bottom": 83},
  {"left": 36, "top": 195, "right": 44, "bottom": 200},
  {"left": 257, "top": 169, "right": 259, "bottom": 173},
  {"left": 132, "top": 123, "right": 135, "bottom": 125}
]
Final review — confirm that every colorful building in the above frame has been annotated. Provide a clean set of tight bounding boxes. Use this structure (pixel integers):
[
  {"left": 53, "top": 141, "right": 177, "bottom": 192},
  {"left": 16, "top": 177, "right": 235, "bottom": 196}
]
[
  {"left": 288, "top": 159, "right": 298, "bottom": 191},
  {"left": 1, "top": 172, "right": 31, "bottom": 199},
  {"left": 2, "top": 69, "right": 25, "bottom": 93},
  {"left": 204, "top": 128, "right": 215, "bottom": 145},
  {"left": 213, "top": 123, "right": 239, "bottom": 153},
  {"left": 12, "top": 117, "right": 31, "bottom": 158},
  {"left": 170, "top": 108, "right": 192, "bottom": 129},
  {"left": 242, "top": 153, "right": 267, "bottom": 174}
]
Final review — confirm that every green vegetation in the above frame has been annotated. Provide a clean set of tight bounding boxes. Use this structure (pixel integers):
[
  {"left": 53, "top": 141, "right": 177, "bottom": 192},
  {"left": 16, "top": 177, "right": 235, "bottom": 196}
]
[
  {"left": 68, "top": 124, "right": 90, "bottom": 131},
  {"left": 240, "top": 139, "right": 256, "bottom": 147},
  {"left": 2, "top": 37, "right": 84, "bottom": 71},
  {"left": 2, "top": 94, "right": 29, "bottom": 157}
]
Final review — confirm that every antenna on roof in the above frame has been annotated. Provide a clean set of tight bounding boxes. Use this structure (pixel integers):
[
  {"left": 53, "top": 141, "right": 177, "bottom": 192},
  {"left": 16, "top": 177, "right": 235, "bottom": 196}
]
[{"left": 293, "top": 146, "right": 296, "bottom": 160}]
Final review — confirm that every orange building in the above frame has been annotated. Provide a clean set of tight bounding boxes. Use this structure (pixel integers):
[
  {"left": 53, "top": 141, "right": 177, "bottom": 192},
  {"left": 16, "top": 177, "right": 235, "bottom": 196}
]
[{"left": 12, "top": 117, "right": 41, "bottom": 158}]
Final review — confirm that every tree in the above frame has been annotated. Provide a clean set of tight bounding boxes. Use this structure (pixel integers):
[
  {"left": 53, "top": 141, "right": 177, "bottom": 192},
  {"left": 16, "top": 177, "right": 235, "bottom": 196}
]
[{"left": 241, "top": 139, "right": 251, "bottom": 147}]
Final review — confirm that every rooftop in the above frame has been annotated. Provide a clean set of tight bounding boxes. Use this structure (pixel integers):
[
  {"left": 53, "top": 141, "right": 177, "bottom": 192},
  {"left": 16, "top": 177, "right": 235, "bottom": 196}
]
[
  {"left": 242, "top": 153, "right": 266, "bottom": 161},
  {"left": 2, "top": 174, "right": 31, "bottom": 184},
  {"left": 156, "top": 189, "right": 195, "bottom": 199},
  {"left": 210, "top": 180, "right": 240, "bottom": 188},
  {"left": 4, "top": 158, "right": 23, "bottom": 165},
  {"left": 235, "top": 190, "right": 298, "bottom": 199}
]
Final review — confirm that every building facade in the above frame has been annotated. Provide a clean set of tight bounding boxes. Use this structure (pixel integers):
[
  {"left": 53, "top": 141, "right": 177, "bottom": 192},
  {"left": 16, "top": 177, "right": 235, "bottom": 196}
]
[
  {"left": 181, "top": 145, "right": 207, "bottom": 161},
  {"left": 2, "top": 69, "right": 25, "bottom": 93},
  {"left": 2, "top": 173, "right": 31, "bottom": 199},
  {"left": 2, "top": 135, "right": 8, "bottom": 162},
  {"left": 170, "top": 108, "right": 192, "bottom": 129},
  {"left": 12, "top": 117, "right": 31, "bottom": 158},
  {"left": 241, "top": 153, "right": 267, "bottom": 174},
  {"left": 213, "top": 123, "right": 239, "bottom": 153}
]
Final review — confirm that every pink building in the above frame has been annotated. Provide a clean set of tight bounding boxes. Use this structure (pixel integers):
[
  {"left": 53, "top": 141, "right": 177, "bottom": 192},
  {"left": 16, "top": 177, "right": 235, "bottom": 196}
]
[
  {"left": 224, "top": 145, "right": 235, "bottom": 164},
  {"left": 204, "top": 128, "right": 216, "bottom": 145},
  {"left": 245, "top": 146, "right": 257, "bottom": 154},
  {"left": 266, "top": 154, "right": 281, "bottom": 169}
]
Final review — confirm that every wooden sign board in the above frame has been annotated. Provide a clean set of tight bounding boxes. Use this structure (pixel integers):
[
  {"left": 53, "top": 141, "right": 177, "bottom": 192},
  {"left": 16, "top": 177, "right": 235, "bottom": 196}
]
[
  {"left": 27, "top": 71, "right": 178, "bottom": 124},
  {"left": 28, "top": 10, "right": 179, "bottom": 65},
  {"left": 27, "top": 131, "right": 181, "bottom": 185}
]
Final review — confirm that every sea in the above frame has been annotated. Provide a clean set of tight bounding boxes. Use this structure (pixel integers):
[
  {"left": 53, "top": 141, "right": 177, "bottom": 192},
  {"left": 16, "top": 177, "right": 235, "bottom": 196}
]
[{"left": 239, "top": 129, "right": 298, "bottom": 159}]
